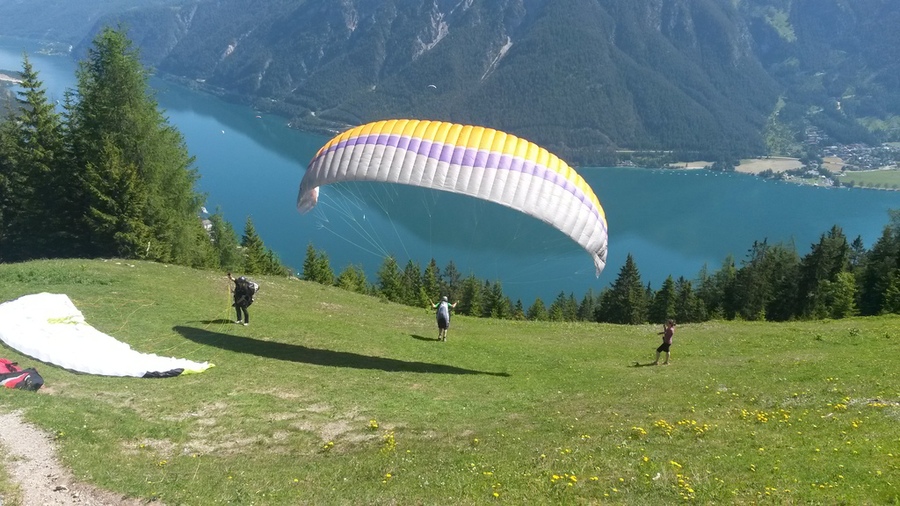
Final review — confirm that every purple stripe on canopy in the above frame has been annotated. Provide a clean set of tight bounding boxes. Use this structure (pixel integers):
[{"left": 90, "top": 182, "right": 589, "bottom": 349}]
[{"left": 315, "top": 132, "right": 604, "bottom": 224}]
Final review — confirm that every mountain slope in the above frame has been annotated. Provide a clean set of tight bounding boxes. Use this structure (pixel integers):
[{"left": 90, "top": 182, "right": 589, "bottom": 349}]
[
  {"left": 145, "top": 0, "right": 779, "bottom": 162},
  {"left": 1, "top": 0, "right": 897, "bottom": 164}
]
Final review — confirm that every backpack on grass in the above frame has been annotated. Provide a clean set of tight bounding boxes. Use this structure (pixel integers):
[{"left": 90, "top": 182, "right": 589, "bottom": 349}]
[{"left": 0, "top": 359, "right": 44, "bottom": 391}]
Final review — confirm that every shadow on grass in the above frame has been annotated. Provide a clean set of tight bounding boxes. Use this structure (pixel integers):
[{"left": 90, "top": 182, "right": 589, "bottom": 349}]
[
  {"left": 199, "top": 319, "right": 236, "bottom": 325},
  {"left": 410, "top": 334, "right": 440, "bottom": 342},
  {"left": 174, "top": 325, "right": 510, "bottom": 376},
  {"left": 630, "top": 361, "right": 659, "bottom": 368}
]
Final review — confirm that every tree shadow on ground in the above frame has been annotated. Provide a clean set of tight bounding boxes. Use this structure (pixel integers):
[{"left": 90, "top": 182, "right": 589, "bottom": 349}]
[{"left": 174, "top": 325, "right": 509, "bottom": 376}]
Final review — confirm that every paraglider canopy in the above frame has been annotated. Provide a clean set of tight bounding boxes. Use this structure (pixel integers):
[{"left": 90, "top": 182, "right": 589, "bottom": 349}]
[{"left": 298, "top": 119, "right": 608, "bottom": 276}]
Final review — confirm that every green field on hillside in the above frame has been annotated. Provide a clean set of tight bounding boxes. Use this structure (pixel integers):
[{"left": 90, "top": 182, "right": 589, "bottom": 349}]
[
  {"left": 837, "top": 169, "right": 900, "bottom": 190},
  {"left": 0, "top": 259, "right": 898, "bottom": 505}
]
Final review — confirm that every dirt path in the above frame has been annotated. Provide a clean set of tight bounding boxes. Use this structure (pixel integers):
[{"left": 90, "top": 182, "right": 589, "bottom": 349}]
[{"left": 0, "top": 411, "right": 152, "bottom": 505}]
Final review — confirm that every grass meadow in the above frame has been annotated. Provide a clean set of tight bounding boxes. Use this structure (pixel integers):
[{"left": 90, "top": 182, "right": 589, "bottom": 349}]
[
  {"left": 837, "top": 169, "right": 900, "bottom": 190},
  {"left": 0, "top": 259, "right": 898, "bottom": 505}
]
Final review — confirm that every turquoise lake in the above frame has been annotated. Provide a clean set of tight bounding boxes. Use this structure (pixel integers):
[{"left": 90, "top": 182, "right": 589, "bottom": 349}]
[{"left": 3, "top": 37, "right": 900, "bottom": 303}]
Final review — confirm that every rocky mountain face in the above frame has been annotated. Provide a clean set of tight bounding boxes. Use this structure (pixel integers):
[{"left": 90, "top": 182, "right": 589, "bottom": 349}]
[{"left": 2, "top": 0, "right": 897, "bottom": 164}]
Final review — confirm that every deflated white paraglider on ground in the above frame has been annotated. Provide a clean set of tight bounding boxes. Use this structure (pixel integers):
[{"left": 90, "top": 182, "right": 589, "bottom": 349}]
[{"left": 0, "top": 293, "right": 213, "bottom": 377}]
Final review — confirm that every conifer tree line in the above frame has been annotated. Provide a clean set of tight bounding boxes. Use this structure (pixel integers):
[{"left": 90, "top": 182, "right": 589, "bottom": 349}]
[
  {"left": 303, "top": 213, "right": 900, "bottom": 324},
  {"left": 0, "top": 27, "right": 287, "bottom": 277}
]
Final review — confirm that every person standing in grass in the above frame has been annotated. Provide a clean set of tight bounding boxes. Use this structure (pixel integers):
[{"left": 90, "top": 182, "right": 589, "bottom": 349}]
[
  {"left": 228, "top": 272, "right": 256, "bottom": 326},
  {"left": 653, "top": 319, "right": 676, "bottom": 365},
  {"left": 431, "top": 296, "right": 458, "bottom": 341}
]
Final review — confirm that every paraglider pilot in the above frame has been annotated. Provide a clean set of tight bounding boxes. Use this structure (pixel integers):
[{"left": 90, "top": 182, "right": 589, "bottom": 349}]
[
  {"left": 228, "top": 272, "right": 252, "bottom": 326},
  {"left": 430, "top": 296, "right": 458, "bottom": 342}
]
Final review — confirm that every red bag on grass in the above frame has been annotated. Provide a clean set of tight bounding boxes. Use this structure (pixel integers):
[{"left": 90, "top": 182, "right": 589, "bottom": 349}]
[{"left": 0, "top": 358, "right": 44, "bottom": 391}]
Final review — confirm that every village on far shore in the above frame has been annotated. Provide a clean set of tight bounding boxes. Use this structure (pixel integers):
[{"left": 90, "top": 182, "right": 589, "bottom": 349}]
[
  {"left": 668, "top": 121, "right": 900, "bottom": 191},
  {"left": 671, "top": 141, "right": 900, "bottom": 190}
]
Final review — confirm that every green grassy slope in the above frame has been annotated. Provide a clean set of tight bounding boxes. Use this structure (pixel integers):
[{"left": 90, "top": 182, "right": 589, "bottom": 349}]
[
  {"left": 0, "top": 259, "right": 898, "bottom": 504},
  {"left": 837, "top": 170, "right": 900, "bottom": 190}
]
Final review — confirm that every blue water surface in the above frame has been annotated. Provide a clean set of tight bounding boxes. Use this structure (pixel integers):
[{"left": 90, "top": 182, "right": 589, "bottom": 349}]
[{"left": 3, "top": 37, "right": 899, "bottom": 303}]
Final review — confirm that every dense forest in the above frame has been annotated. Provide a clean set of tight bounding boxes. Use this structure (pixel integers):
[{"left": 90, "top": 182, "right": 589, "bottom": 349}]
[
  {"left": 0, "top": 28, "right": 286, "bottom": 277},
  {"left": 301, "top": 215, "right": 900, "bottom": 324},
  {"left": 2, "top": 0, "right": 898, "bottom": 166}
]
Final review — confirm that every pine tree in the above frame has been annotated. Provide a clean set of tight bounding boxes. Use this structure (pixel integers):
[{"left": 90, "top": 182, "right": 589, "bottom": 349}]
[
  {"left": 241, "top": 217, "right": 268, "bottom": 274},
  {"left": 512, "top": 299, "right": 526, "bottom": 320},
  {"left": 480, "top": 280, "right": 495, "bottom": 318},
  {"left": 400, "top": 260, "right": 423, "bottom": 307},
  {"left": 883, "top": 271, "right": 900, "bottom": 315},
  {"left": 336, "top": 264, "right": 369, "bottom": 294},
  {"left": 849, "top": 235, "right": 866, "bottom": 269},
  {"left": 548, "top": 291, "right": 568, "bottom": 321},
  {"left": 82, "top": 139, "right": 151, "bottom": 257},
  {"left": 548, "top": 292, "right": 578, "bottom": 322},
  {"left": 732, "top": 240, "right": 799, "bottom": 321},
  {"left": 441, "top": 260, "right": 462, "bottom": 302},
  {"left": 208, "top": 210, "right": 241, "bottom": 271},
  {"left": 71, "top": 27, "right": 207, "bottom": 264},
  {"left": 314, "top": 250, "right": 333, "bottom": 284},
  {"left": 527, "top": 298, "right": 548, "bottom": 321},
  {"left": 377, "top": 256, "right": 403, "bottom": 302},
  {"left": 796, "top": 226, "right": 850, "bottom": 319},
  {"left": 422, "top": 258, "right": 441, "bottom": 302},
  {"left": 599, "top": 254, "right": 647, "bottom": 324},
  {"left": 479, "top": 280, "right": 510, "bottom": 318},
  {"left": 697, "top": 258, "right": 736, "bottom": 320},
  {"left": 0, "top": 114, "right": 22, "bottom": 260},
  {"left": 674, "top": 277, "right": 706, "bottom": 323},
  {"left": 300, "top": 243, "right": 331, "bottom": 283},
  {"left": 458, "top": 274, "right": 482, "bottom": 317},
  {"left": 766, "top": 246, "right": 800, "bottom": 322},
  {"left": 301, "top": 243, "right": 320, "bottom": 282},
  {"left": 0, "top": 55, "right": 65, "bottom": 259},
  {"left": 649, "top": 276, "right": 677, "bottom": 324},
  {"left": 857, "top": 226, "right": 899, "bottom": 316},
  {"left": 260, "top": 251, "right": 284, "bottom": 277},
  {"left": 820, "top": 271, "right": 858, "bottom": 318},
  {"left": 577, "top": 289, "right": 597, "bottom": 321}
]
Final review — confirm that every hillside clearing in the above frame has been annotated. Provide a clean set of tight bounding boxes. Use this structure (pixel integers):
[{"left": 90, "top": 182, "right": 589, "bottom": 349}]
[{"left": 0, "top": 259, "right": 898, "bottom": 504}]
